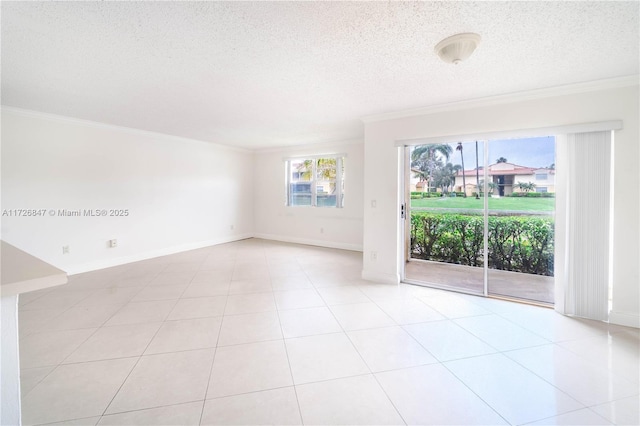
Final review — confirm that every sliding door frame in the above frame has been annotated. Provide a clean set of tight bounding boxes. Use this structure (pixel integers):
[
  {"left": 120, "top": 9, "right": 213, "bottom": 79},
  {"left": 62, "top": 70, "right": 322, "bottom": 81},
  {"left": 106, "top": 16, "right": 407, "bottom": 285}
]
[
  {"left": 402, "top": 140, "right": 489, "bottom": 297},
  {"left": 398, "top": 120, "right": 622, "bottom": 307}
]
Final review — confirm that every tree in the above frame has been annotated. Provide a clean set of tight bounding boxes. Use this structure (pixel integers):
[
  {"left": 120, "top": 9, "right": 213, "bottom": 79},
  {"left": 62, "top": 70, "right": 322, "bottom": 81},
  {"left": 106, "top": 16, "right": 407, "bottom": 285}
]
[
  {"left": 548, "top": 163, "right": 555, "bottom": 170},
  {"left": 411, "top": 144, "right": 453, "bottom": 163},
  {"left": 432, "top": 162, "right": 459, "bottom": 193},
  {"left": 516, "top": 181, "right": 536, "bottom": 193},
  {"left": 496, "top": 157, "right": 508, "bottom": 163},
  {"left": 296, "top": 160, "right": 313, "bottom": 180},
  {"left": 479, "top": 179, "right": 498, "bottom": 195},
  {"left": 295, "top": 159, "right": 337, "bottom": 192},
  {"left": 411, "top": 144, "right": 453, "bottom": 192},
  {"left": 456, "top": 142, "right": 467, "bottom": 197}
]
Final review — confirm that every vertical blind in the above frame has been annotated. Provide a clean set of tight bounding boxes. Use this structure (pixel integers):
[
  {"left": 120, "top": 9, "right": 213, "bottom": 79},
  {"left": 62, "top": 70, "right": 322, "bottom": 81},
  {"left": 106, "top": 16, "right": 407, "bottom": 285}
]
[{"left": 561, "top": 131, "right": 612, "bottom": 321}]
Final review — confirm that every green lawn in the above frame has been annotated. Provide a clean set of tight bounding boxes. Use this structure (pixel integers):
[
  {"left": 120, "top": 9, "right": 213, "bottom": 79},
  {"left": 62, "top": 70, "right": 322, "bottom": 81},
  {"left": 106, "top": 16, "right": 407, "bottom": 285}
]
[{"left": 411, "top": 196, "right": 555, "bottom": 212}]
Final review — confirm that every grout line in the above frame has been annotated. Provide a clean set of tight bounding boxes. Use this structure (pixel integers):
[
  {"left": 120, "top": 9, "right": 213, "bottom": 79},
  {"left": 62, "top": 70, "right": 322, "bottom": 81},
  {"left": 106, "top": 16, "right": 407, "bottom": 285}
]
[
  {"left": 271, "top": 251, "right": 305, "bottom": 424},
  {"left": 33, "top": 414, "right": 103, "bottom": 426},
  {"left": 18, "top": 365, "right": 57, "bottom": 401},
  {"left": 99, "top": 398, "right": 206, "bottom": 421},
  {"left": 202, "top": 384, "right": 298, "bottom": 401},
  {"left": 306, "top": 278, "right": 408, "bottom": 425},
  {"left": 198, "top": 347, "right": 218, "bottom": 425},
  {"left": 333, "top": 304, "right": 409, "bottom": 425},
  {"left": 439, "top": 359, "right": 512, "bottom": 425},
  {"left": 199, "top": 252, "right": 236, "bottom": 425},
  {"left": 100, "top": 285, "right": 184, "bottom": 418},
  {"left": 19, "top": 270, "right": 169, "bottom": 399},
  {"left": 22, "top": 239, "right": 634, "bottom": 426},
  {"left": 293, "top": 371, "right": 387, "bottom": 388},
  {"left": 523, "top": 406, "right": 611, "bottom": 426}
]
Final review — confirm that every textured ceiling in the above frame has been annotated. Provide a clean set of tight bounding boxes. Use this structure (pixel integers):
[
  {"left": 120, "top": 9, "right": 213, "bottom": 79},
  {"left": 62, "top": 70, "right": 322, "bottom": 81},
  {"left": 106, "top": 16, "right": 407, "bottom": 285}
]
[{"left": 2, "top": 1, "right": 638, "bottom": 149}]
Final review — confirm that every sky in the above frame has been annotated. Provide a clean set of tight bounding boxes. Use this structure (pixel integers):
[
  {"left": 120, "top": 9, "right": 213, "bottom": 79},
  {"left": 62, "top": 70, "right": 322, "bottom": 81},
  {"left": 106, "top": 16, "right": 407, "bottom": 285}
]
[{"left": 438, "top": 136, "right": 556, "bottom": 170}]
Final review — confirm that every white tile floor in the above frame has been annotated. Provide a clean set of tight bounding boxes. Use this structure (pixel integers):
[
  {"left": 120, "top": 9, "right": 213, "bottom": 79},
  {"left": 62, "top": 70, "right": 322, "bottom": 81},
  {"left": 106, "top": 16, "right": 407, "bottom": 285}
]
[{"left": 18, "top": 239, "right": 640, "bottom": 425}]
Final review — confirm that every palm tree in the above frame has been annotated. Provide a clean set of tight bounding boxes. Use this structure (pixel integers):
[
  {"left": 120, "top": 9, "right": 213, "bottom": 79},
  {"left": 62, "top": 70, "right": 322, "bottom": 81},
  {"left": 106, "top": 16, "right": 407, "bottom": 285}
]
[
  {"left": 479, "top": 179, "right": 498, "bottom": 195},
  {"left": 456, "top": 142, "right": 467, "bottom": 197},
  {"left": 432, "top": 162, "right": 458, "bottom": 193},
  {"left": 296, "top": 159, "right": 337, "bottom": 192},
  {"left": 411, "top": 144, "right": 453, "bottom": 160},
  {"left": 516, "top": 181, "right": 536, "bottom": 193},
  {"left": 411, "top": 144, "right": 453, "bottom": 192},
  {"left": 296, "top": 160, "right": 314, "bottom": 181},
  {"left": 496, "top": 157, "right": 508, "bottom": 163}
]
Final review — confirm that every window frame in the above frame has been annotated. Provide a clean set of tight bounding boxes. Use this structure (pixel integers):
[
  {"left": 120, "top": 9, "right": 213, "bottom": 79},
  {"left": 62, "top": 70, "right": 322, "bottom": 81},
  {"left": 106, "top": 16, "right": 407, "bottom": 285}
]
[
  {"left": 285, "top": 154, "right": 345, "bottom": 208},
  {"left": 535, "top": 172, "right": 548, "bottom": 181}
]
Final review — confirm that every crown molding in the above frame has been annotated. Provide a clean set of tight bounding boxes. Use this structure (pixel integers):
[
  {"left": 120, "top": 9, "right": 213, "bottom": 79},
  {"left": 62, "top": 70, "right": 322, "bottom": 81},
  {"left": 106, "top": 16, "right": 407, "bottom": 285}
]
[
  {"left": 361, "top": 75, "right": 640, "bottom": 124},
  {"left": 254, "top": 137, "right": 364, "bottom": 155},
  {"left": 1, "top": 106, "right": 253, "bottom": 154}
]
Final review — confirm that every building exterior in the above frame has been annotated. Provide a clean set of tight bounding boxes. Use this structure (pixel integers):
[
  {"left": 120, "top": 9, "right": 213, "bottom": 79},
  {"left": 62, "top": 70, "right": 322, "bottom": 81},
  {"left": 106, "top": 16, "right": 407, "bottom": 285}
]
[{"left": 454, "top": 162, "right": 555, "bottom": 196}]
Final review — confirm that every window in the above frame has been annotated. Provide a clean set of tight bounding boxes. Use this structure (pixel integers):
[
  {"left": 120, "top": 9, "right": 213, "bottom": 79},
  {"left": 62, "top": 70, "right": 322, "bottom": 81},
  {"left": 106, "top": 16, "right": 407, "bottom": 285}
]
[
  {"left": 536, "top": 187, "right": 548, "bottom": 193},
  {"left": 286, "top": 156, "right": 344, "bottom": 207},
  {"left": 535, "top": 173, "right": 548, "bottom": 180}
]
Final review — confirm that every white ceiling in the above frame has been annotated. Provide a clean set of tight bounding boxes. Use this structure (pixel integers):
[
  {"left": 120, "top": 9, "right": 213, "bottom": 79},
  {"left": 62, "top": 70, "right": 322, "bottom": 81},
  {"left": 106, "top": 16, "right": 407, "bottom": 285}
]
[{"left": 2, "top": 1, "right": 638, "bottom": 149}]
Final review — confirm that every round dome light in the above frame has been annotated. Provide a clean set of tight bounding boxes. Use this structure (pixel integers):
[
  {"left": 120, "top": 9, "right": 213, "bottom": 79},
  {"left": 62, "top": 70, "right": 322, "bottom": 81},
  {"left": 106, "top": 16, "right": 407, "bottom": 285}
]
[{"left": 435, "top": 33, "right": 481, "bottom": 65}]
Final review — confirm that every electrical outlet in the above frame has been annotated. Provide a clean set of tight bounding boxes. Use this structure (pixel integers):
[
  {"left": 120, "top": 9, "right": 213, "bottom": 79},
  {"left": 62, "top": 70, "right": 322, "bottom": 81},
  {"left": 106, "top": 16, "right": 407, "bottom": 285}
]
[
  {"left": 230, "top": 224, "right": 234, "bottom": 230},
  {"left": 109, "top": 239, "right": 117, "bottom": 248},
  {"left": 371, "top": 251, "right": 377, "bottom": 261},
  {"left": 320, "top": 227, "right": 324, "bottom": 234},
  {"left": 371, "top": 200, "right": 377, "bottom": 208},
  {"left": 62, "top": 246, "right": 70, "bottom": 254}
]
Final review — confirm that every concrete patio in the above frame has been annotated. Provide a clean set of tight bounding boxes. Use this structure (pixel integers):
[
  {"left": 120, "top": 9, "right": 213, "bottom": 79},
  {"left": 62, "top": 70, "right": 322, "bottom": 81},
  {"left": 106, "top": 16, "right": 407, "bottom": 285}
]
[{"left": 405, "top": 259, "right": 554, "bottom": 305}]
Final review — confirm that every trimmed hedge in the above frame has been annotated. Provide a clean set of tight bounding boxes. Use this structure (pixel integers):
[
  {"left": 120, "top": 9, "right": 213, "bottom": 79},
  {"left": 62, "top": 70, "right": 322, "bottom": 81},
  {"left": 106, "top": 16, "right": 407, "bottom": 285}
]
[
  {"left": 411, "top": 212, "right": 554, "bottom": 276},
  {"left": 507, "top": 192, "right": 555, "bottom": 198},
  {"left": 410, "top": 192, "right": 442, "bottom": 199},
  {"left": 409, "top": 191, "right": 466, "bottom": 199}
]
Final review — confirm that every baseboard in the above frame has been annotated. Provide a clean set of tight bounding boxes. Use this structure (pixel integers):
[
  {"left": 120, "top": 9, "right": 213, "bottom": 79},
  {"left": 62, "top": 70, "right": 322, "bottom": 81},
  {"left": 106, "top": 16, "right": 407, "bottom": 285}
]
[
  {"left": 61, "top": 232, "right": 363, "bottom": 275},
  {"left": 253, "top": 233, "right": 363, "bottom": 252},
  {"left": 609, "top": 310, "right": 640, "bottom": 328},
  {"left": 66, "top": 234, "right": 254, "bottom": 275},
  {"left": 361, "top": 269, "right": 401, "bottom": 285}
]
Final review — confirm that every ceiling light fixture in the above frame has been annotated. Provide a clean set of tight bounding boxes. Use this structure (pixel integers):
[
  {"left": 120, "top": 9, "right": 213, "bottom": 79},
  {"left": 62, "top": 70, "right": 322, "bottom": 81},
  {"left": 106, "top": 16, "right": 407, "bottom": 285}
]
[{"left": 435, "top": 33, "right": 481, "bottom": 65}]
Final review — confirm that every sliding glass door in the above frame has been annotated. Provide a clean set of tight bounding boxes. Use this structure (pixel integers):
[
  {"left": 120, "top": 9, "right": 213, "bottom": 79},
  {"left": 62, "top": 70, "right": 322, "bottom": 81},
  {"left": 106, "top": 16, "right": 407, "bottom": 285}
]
[
  {"left": 486, "top": 137, "right": 555, "bottom": 304},
  {"left": 405, "top": 136, "right": 556, "bottom": 305},
  {"left": 405, "top": 141, "right": 485, "bottom": 295}
]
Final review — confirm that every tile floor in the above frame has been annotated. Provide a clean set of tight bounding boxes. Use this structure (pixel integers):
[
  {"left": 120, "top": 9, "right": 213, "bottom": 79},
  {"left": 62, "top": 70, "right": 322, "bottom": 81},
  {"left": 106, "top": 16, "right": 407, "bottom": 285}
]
[{"left": 18, "top": 239, "right": 640, "bottom": 425}]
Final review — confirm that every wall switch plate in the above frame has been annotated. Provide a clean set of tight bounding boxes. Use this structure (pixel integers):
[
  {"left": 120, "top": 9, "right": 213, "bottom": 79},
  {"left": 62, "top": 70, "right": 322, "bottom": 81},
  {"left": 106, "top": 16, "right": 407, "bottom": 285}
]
[
  {"left": 62, "top": 246, "right": 70, "bottom": 254},
  {"left": 109, "top": 239, "right": 117, "bottom": 248}
]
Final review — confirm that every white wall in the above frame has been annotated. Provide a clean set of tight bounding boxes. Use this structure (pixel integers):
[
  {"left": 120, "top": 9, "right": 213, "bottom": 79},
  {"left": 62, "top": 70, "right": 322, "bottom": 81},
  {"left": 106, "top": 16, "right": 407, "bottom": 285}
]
[
  {"left": 253, "top": 140, "right": 364, "bottom": 251},
  {"left": 362, "top": 83, "right": 640, "bottom": 327},
  {"left": 0, "top": 295, "right": 21, "bottom": 426},
  {"left": 1, "top": 108, "right": 254, "bottom": 274}
]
